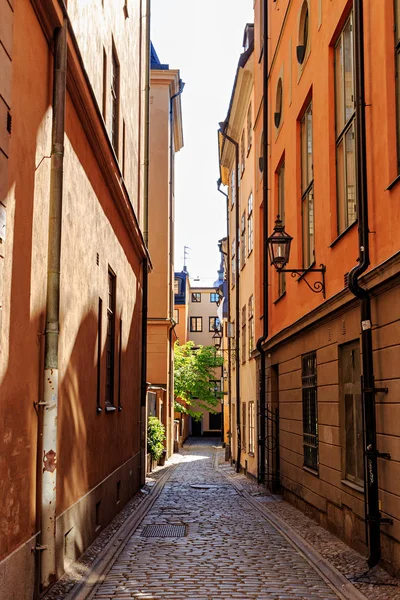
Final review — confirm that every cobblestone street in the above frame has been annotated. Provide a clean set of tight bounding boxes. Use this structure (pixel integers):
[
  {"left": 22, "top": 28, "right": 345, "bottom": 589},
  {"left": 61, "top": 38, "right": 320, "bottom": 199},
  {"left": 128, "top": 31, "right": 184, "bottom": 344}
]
[{"left": 90, "top": 440, "right": 343, "bottom": 600}]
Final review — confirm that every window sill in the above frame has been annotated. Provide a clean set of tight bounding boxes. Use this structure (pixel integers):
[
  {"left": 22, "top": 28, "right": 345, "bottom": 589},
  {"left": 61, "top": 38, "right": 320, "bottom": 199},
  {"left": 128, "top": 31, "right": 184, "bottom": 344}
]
[
  {"left": 341, "top": 478, "right": 364, "bottom": 494},
  {"left": 303, "top": 465, "right": 319, "bottom": 477},
  {"left": 387, "top": 173, "right": 400, "bottom": 191},
  {"left": 105, "top": 404, "right": 116, "bottom": 413},
  {"left": 329, "top": 220, "right": 357, "bottom": 248},
  {"left": 274, "top": 291, "right": 286, "bottom": 304}
]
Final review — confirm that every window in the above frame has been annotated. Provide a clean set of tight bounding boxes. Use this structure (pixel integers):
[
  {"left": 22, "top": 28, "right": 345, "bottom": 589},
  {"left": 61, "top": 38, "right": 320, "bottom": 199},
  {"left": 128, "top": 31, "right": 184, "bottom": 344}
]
[
  {"left": 297, "top": 1, "right": 309, "bottom": 64},
  {"left": 231, "top": 239, "right": 236, "bottom": 287},
  {"left": 190, "top": 317, "right": 202, "bottom": 332},
  {"left": 241, "top": 130, "right": 245, "bottom": 174},
  {"left": 210, "top": 292, "right": 219, "bottom": 303},
  {"left": 249, "top": 401, "right": 255, "bottom": 454},
  {"left": 242, "top": 402, "right": 247, "bottom": 450},
  {"left": 277, "top": 162, "right": 286, "bottom": 295},
  {"left": 174, "top": 309, "right": 179, "bottom": 324},
  {"left": 209, "top": 316, "right": 220, "bottom": 332},
  {"left": 335, "top": 14, "right": 356, "bottom": 233},
  {"left": 240, "top": 212, "right": 246, "bottom": 268},
  {"left": 302, "top": 352, "right": 318, "bottom": 470},
  {"left": 274, "top": 78, "right": 283, "bottom": 128},
  {"left": 191, "top": 292, "right": 201, "bottom": 302},
  {"left": 395, "top": 1, "right": 400, "bottom": 169},
  {"left": 118, "top": 319, "right": 122, "bottom": 409},
  {"left": 111, "top": 44, "right": 120, "bottom": 155},
  {"left": 301, "top": 103, "right": 314, "bottom": 268},
  {"left": 248, "top": 295, "right": 254, "bottom": 356},
  {"left": 230, "top": 169, "right": 235, "bottom": 207},
  {"left": 106, "top": 270, "right": 116, "bottom": 405},
  {"left": 241, "top": 305, "right": 246, "bottom": 364},
  {"left": 231, "top": 320, "right": 236, "bottom": 369},
  {"left": 174, "top": 279, "right": 179, "bottom": 295},
  {"left": 247, "top": 193, "right": 253, "bottom": 254},
  {"left": 247, "top": 103, "right": 252, "bottom": 152},
  {"left": 97, "top": 297, "right": 102, "bottom": 409},
  {"left": 210, "top": 379, "right": 222, "bottom": 394},
  {"left": 340, "top": 341, "right": 363, "bottom": 486}
]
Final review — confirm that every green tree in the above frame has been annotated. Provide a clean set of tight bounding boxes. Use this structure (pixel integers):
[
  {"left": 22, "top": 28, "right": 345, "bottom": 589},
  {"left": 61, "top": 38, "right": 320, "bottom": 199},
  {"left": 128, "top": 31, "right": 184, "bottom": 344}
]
[{"left": 174, "top": 341, "right": 224, "bottom": 420}]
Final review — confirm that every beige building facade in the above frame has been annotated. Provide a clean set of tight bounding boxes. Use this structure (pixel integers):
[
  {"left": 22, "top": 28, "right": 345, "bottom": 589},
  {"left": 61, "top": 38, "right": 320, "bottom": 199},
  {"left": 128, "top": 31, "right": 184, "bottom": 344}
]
[{"left": 147, "top": 47, "right": 184, "bottom": 460}]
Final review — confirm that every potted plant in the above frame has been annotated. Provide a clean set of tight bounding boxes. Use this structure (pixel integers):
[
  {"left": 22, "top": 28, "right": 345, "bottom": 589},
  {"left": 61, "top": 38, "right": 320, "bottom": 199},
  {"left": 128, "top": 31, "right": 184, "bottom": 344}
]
[{"left": 147, "top": 416, "right": 166, "bottom": 470}]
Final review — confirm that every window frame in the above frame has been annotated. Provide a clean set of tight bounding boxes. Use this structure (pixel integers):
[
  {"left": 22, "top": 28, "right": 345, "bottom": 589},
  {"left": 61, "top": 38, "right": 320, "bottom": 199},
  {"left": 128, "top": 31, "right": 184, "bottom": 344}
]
[
  {"left": 209, "top": 316, "right": 219, "bottom": 332},
  {"left": 111, "top": 43, "right": 120, "bottom": 156},
  {"left": 247, "top": 193, "right": 253, "bottom": 255},
  {"left": 189, "top": 316, "right": 202, "bottom": 332},
  {"left": 277, "top": 162, "right": 286, "bottom": 296},
  {"left": 247, "top": 102, "right": 253, "bottom": 153},
  {"left": 241, "top": 305, "right": 247, "bottom": 364},
  {"left": 240, "top": 211, "right": 246, "bottom": 268},
  {"left": 210, "top": 292, "right": 219, "bottom": 303},
  {"left": 300, "top": 102, "right": 315, "bottom": 269},
  {"left": 334, "top": 13, "right": 357, "bottom": 234},
  {"left": 248, "top": 295, "right": 254, "bottom": 356},
  {"left": 174, "top": 308, "right": 179, "bottom": 324},
  {"left": 302, "top": 351, "right": 318, "bottom": 471},
  {"left": 106, "top": 269, "right": 116, "bottom": 406},
  {"left": 249, "top": 401, "right": 255, "bottom": 454},
  {"left": 191, "top": 292, "right": 201, "bottom": 303},
  {"left": 231, "top": 239, "right": 236, "bottom": 287}
]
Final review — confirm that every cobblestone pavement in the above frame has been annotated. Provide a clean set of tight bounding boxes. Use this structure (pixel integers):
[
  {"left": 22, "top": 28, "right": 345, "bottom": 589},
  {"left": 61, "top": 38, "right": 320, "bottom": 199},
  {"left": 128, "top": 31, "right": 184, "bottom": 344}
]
[
  {"left": 218, "top": 458, "right": 400, "bottom": 600},
  {"left": 91, "top": 440, "right": 341, "bottom": 600}
]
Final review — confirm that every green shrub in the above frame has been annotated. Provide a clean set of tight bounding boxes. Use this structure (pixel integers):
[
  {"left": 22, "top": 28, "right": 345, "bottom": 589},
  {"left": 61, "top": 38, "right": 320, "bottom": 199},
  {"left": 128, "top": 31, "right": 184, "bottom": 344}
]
[{"left": 147, "top": 416, "right": 166, "bottom": 461}]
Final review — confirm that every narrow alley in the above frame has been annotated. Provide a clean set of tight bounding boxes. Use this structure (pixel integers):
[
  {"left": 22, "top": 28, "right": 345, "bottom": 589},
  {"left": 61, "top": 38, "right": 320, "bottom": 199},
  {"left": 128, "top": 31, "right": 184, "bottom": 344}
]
[{"left": 75, "top": 440, "right": 341, "bottom": 600}]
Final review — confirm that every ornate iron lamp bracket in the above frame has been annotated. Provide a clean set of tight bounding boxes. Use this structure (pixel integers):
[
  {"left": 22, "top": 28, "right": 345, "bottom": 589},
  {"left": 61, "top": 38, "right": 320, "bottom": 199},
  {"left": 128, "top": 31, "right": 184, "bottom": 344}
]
[{"left": 279, "top": 264, "right": 326, "bottom": 299}]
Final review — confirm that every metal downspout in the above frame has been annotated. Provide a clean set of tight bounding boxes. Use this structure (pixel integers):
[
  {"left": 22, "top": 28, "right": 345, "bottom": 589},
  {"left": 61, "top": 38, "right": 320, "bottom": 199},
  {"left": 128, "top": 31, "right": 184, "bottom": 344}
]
[
  {"left": 140, "top": 0, "right": 151, "bottom": 487},
  {"left": 219, "top": 129, "right": 241, "bottom": 473},
  {"left": 348, "top": 0, "right": 387, "bottom": 568},
  {"left": 256, "top": 0, "right": 268, "bottom": 485},
  {"left": 142, "top": 0, "right": 151, "bottom": 246},
  {"left": 217, "top": 180, "right": 232, "bottom": 458},
  {"left": 39, "top": 21, "right": 67, "bottom": 591}
]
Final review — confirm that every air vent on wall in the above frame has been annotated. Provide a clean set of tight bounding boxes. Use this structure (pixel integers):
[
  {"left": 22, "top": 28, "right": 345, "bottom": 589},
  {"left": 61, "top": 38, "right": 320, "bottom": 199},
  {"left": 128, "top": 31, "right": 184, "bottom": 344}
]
[
  {"left": 96, "top": 252, "right": 100, "bottom": 266},
  {"left": 342, "top": 319, "right": 346, "bottom": 336},
  {"left": 344, "top": 272, "right": 349, "bottom": 287}
]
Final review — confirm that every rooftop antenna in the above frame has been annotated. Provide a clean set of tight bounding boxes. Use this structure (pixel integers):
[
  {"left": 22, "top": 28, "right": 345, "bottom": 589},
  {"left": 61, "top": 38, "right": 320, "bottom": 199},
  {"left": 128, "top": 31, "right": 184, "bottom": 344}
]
[{"left": 183, "top": 245, "right": 190, "bottom": 270}]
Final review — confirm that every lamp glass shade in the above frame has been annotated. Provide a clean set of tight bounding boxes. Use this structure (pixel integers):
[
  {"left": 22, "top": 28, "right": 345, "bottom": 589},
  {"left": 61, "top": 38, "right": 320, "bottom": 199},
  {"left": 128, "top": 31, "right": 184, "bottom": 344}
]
[
  {"left": 267, "top": 217, "right": 293, "bottom": 270},
  {"left": 212, "top": 330, "right": 222, "bottom": 350}
]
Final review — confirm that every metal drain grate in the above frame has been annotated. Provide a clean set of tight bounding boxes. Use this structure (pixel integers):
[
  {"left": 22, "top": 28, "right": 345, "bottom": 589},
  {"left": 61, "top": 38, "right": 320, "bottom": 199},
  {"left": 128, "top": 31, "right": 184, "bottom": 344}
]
[{"left": 141, "top": 524, "right": 187, "bottom": 538}]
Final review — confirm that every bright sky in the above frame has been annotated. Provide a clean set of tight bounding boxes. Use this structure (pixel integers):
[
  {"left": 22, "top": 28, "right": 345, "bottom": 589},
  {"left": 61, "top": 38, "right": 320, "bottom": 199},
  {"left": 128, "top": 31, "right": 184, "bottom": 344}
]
[{"left": 151, "top": 0, "right": 254, "bottom": 286}]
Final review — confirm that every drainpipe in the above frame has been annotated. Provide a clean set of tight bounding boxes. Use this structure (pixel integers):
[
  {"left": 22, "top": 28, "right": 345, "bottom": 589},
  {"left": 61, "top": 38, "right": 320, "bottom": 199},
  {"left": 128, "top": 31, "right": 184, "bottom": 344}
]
[
  {"left": 38, "top": 21, "right": 67, "bottom": 591},
  {"left": 139, "top": 0, "right": 151, "bottom": 487},
  {"left": 219, "top": 127, "right": 241, "bottom": 473},
  {"left": 140, "top": 257, "right": 148, "bottom": 487},
  {"left": 256, "top": 0, "right": 268, "bottom": 485},
  {"left": 142, "top": 0, "right": 151, "bottom": 246},
  {"left": 217, "top": 179, "right": 232, "bottom": 458},
  {"left": 348, "top": 0, "right": 391, "bottom": 568}
]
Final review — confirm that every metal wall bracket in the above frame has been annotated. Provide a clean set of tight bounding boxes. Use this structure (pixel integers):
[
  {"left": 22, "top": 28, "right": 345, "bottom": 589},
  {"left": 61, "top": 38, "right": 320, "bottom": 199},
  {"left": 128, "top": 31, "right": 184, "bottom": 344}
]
[
  {"left": 365, "top": 450, "right": 391, "bottom": 460},
  {"left": 366, "top": 515, "right": 393, "bottom": 525}
]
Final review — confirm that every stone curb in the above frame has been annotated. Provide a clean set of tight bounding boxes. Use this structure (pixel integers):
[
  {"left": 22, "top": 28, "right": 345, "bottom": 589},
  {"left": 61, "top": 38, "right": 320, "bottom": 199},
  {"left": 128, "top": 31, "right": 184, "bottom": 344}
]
[
  {"left": 65, "top": 463, "right": 176, "bottom": 600},
  {"left": 217, "top": 457, "right": 368, "bottom": 600}
]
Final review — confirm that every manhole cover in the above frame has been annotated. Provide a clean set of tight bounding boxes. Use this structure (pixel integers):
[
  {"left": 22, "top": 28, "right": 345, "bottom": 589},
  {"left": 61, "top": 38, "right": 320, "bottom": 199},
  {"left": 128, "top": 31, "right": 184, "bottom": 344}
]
[{"left": 141, "top": 524, "right": 187, "bottom": 538}]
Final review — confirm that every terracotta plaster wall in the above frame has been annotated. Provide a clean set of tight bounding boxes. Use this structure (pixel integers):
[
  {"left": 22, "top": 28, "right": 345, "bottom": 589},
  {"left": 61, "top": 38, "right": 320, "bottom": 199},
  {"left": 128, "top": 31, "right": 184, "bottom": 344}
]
[
  {"left": 267, "top": 0, "right": 400, "bottom": 339},
  {"left": 58, "top": 96, "right": 142, "bottom": 515},
  {"left": 67, "top": 0, "right": 142, "bottom": 216},
  {"left": 0, "top": 0, "right": 52, "bottom": 563}
]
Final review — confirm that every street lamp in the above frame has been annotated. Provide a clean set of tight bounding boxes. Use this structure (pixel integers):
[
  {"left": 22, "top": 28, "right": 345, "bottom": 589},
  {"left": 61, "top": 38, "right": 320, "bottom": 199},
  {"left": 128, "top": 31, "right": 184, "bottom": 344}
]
[
  {"left": 267, "top": 216, "right": 326, "bottom": 298},
  {"left": 212, "top": 328, "right": 222, "bottom": 351}
]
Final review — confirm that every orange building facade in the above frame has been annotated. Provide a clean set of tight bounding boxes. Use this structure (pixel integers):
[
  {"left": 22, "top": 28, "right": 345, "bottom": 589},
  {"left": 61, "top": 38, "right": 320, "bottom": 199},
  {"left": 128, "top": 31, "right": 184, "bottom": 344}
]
[
  {"left": 221, "top": 0, "right": 400, "bottom": 575},
  {"left": 0, "top": 0, "right": 150, "bottom": 596}
]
